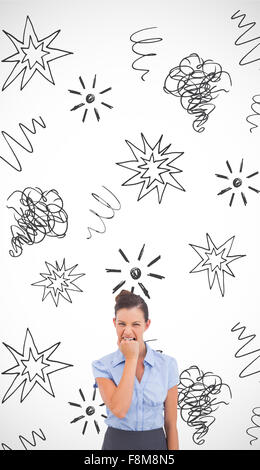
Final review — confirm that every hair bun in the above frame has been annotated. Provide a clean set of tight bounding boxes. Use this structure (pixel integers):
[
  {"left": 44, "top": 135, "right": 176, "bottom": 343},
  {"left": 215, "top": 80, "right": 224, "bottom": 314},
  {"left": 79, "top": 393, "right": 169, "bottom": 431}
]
[{"left": 115, "top": 289, "right": 131, "bottom": 302}]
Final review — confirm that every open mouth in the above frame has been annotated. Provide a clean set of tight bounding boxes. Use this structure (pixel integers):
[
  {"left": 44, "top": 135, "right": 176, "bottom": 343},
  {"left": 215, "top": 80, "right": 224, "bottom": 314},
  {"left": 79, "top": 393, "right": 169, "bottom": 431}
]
[{"left": 122, "top": 337, "right": 136, "bottom": 341}]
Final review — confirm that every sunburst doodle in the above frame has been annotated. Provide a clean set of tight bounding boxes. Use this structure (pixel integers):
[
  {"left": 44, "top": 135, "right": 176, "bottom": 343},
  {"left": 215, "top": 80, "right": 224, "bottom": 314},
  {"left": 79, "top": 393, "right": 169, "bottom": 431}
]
[
  {"left": 68, "top": 388, "right": 106, "bottom": 435},
  {"left": 1, "top": 15, "right": 73, "bottom": 91},
  {"left": 2, "top": 328, "right": 73, "bottom": 403},
  {"left": 106, "top": 243, "right": 165, "bottom": 299},
  {"left": 116, "top": 133, "right": 185, "bottom": 203},
  {"left": 189, "top": 233, "right": 246, "bottom": 296},
  {"left": 31, "top": 259, "right": 85, "bottom": 306},
  {"left": 215, "top": 158, "right": 260, "bottom": 206},
  {"left": 68, "top": 75, "right": 113, "bottom": 122}
]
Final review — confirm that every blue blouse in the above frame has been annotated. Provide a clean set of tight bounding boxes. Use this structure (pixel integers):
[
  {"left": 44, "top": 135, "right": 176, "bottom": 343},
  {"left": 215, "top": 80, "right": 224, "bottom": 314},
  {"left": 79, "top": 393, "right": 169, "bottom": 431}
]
[{"left": 91, "top": 341, "right": 179, "bottom": 431}]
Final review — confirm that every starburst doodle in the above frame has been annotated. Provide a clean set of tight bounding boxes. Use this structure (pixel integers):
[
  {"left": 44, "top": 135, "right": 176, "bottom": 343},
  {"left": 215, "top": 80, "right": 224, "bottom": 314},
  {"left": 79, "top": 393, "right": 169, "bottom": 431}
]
[
  {"left": 2, "top": 328, "right": 73, "bottom": 403},
  {"left": 68, "top": 75, "right": 113, "bottom": 122},
  {"left": 31, "top": 259, "right": 85, "bottom": 306},
  {"left": 215, "top": 158, "right": 260, "bottom": 206},
  {"left": 116, "top": 133, "right": 185, "bottom": 203},
  {"left": 189, "top": 233, "right": 246, "bottom": 296},
  {"left": 106, "top": 243, "right": 165, "bottom": 299},
  {"left": 2, "top": 15, "right": 73, "bottom": 90},
  {"left": 68, "top": 388, "right": 106, "bottom": 435}
]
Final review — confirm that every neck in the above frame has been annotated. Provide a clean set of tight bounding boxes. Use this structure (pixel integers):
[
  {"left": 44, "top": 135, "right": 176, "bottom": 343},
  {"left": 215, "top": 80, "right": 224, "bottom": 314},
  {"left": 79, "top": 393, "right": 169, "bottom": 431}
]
[{"left": 138, "top": 341, "right": 146, "bottom": 361}]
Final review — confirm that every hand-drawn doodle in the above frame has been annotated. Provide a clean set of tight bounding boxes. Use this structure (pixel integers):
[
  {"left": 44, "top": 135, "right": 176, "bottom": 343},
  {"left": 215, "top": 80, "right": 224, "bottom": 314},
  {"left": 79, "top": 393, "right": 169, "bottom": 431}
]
[
  {"left": 31, "top": 259, "right": 85, "bottom": 306},
  {"left": 177, "top": 365, "right": 232, "bottom": 445},
  {"left": 106, "top": 243, "right": 165, "bottom": 299},
  {"left": 7, "top": 186, "right": 68, "bottom": 257},
  {"left": 130, "top": 27, "right": 162, "bottom": 81},
  {"left": 86, "top": 185, "right": 121, "bottom": 239},
  {"left": 68, "top": 388, "right": 105, "bottom": 435},
  {"left": 189, "top": 233, "right": 246, "bottom": 296},
  {"left": 215, "top": 158, "right": 260, "bottom": 206},
  {"left": 116, "top": 133, "right": 185, "bottom": 203},
  {"left": 68, "top": 75, "right": 113, "bottom": 122},
  {"left": 246, "top": 95, "right": 260, "bottom": 132},
  {"left": 246, "top": 407, "right": 260, "bottom": 445},
  {"left": 2, "top": 15, "right": 73, "bottom": 90},
  {"left": 231, "top": 10, "right": 260, "bottom": 67},
  {"left": 0, "top": 116, "right": 46, "bottom": 172},
  {"left": 231, "top": 322, "right": 260, "bottom": 379},
  {"left": 1, "top": 428, "right": 46, "bottom": 450},
  {"left": 2, "top": 328, "right": 73, "bottom": 403},
  {"left": 163, "top": 53, "right": 232, "bottom": 132}
]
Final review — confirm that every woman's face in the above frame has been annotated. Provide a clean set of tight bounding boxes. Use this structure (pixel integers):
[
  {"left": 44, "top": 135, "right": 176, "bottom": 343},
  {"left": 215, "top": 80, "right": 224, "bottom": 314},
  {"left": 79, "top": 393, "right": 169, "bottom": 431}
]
[{"left": 113, "top": 307, "right": 150, "bottom": 344}]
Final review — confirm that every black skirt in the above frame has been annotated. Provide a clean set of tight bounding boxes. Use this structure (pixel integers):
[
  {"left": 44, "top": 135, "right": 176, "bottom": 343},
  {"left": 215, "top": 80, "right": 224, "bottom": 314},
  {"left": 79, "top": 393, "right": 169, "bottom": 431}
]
[{"left": 101, "top": 426, "right": 168, "bottom": 450}]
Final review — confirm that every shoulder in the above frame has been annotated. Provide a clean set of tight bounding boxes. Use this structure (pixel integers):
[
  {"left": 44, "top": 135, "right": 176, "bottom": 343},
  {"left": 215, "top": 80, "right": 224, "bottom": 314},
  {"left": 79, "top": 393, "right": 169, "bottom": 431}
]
[
  {"left": 152, "top": 349, "right": 178, "bottom": 367},
  {"left": 92, "top": 349, "right": 118, "bottom": 368}
]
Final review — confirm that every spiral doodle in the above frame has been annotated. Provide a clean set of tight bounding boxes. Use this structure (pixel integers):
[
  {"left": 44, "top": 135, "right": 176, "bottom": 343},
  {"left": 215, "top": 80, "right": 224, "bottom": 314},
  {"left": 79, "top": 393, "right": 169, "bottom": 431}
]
[
  {"left": 7, "top": 186, "right": 68, "bottom": 257},
  {"left": 130, "top": 27, "right": 162, "bottom": 81},
  {"left": 246, "top": 94, "right": 260, "bottom": 133},
  {"left": 246, "top": 407, "right": 260, "bottom": 445},
  {"left": 86, "top": 185, "right": 121, "bottom": 239},
  {"left": 163, "top": 53, "right": 232, "bottom": 132}
]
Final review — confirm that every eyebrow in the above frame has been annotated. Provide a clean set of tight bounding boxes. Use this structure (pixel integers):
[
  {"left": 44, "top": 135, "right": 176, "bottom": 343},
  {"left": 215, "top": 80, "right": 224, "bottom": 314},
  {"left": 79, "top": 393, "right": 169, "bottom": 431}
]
[{"left": 117, "top": 321, "right": 141, "bottom": 324}]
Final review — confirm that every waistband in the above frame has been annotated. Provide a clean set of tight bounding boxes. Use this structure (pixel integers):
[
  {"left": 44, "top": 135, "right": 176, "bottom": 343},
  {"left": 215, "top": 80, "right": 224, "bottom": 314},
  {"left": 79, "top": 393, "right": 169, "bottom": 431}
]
[{"left": 107, "top": 426, "right": 164, "bottom": 434}]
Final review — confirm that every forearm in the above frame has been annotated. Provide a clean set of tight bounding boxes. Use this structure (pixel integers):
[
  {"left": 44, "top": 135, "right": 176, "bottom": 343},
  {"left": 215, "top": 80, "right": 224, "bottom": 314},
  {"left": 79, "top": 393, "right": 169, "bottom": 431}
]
[
  {"left": 110, "top": 357, "right": 137, "bottom": 418},
  {"left": 164, "top": 425, "right": 179, "bottom": 450}
]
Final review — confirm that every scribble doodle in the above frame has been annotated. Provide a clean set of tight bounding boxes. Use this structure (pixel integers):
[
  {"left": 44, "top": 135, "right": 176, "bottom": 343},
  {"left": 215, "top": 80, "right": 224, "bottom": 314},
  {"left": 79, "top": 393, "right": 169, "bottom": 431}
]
[
  {"left": 163, "top": 53, "right": 232, "bottom": 132},
  {"left": 7, "top": 186, "right": 68, "bottom": 257},
  {"left": 1, "top": 328, "right": 73, "bottom": 403},
  {"left": 1, "top": 428, "right": 46, "bottom": 450},
  {"left": 130, "top": 27, "right": 162, "bottom": 81},
  {"left": 86, "top": 186, "right": 121, "bottom": 239},
  {"left": 231, "top": 322, "right": 260, "bottom": 379},
  {"left": 68, "top": 388, "right": 107, "bottom": 435},
  {"left": 189, "top": 233, "right": 245, "bottom": 296},
  {"left": 231, "top": 10, "right": 260, "bottom": 67},
  {"left": 246, "top": 95, "right": 260, "bottom": 132},
  {"left": 32, "top": 259, "right": 85, "bottom": 306},
  {"left": 2, "top": 15, "right": 73, "bottom": 90},
  {"left": 68, "top": 75, "right": 113, "bottom": 122},
  {"left": 0, "top": 116, "right": 46, "bottom": 171},
  {"left": 177, "top": 365, "right": 232, "bottom": 445},
  {"left": 246, "top": 407, "right": 260, "bottom": 445},
  {"left": 116, "top": 133, "right": 185, "bottom": 203},
  {"left": 216, "top": 158, "right": 260, "bottom": 206},
  {"left": 106, "top": 243, "right": 165, "bottom": 299}
]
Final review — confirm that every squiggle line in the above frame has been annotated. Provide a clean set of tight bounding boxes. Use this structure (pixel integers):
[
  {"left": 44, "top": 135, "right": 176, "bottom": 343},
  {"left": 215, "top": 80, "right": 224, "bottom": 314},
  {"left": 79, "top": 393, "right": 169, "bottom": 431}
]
[
  {"left": 86, "top": 185, "right": 121, "bottom": 239},
  {"left": 130, "top": 27, "right": 162, "bottom": 81},
  {"left": 246, "top": 94, "right": 260, "bottom": 132},
  {"left": 246, "top": 407, "right": 260, "bottom": 445},
  {"left": 231, "top": 10, "right": 260, "bottom": 66},
  {"left": 1, "top": 428, "right": 46, "bottom": 450},
  {"left": 0, "top": 116, "right": 46, "bottom": 171},
  {"left": 231, "top": 322, "right": 260, "bottom": 379}
]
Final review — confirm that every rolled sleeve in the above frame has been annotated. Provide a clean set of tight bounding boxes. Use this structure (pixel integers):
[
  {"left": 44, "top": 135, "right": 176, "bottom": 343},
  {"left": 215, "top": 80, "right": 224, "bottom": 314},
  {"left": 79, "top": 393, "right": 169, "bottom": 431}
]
[
  {"left": 92, "top": 359, "right": 112, "bottom": 385},
  {"left": 168, "top": 357, "right": 179, "bottom": 389}
]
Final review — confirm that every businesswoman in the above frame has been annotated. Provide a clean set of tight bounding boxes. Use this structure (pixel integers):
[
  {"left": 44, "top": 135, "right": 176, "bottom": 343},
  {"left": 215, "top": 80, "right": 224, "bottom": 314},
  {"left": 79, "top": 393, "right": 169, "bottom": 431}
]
[{"left": 92, "top": 289, "right": 179, "bottom": 450}]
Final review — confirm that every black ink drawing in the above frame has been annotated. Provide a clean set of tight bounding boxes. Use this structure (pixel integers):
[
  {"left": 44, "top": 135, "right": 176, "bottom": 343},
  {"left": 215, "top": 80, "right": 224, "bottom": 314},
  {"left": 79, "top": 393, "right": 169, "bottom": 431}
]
[
  {"left": 2, "top": 328, "right": 73, "bottom": 403},
  {"left": 68, "top": 388, "right": 106, "bottom": 435},
  {"left": 116, "top": 133, "right": 185, "bottom": 203},
  {"left": 2, "top": 15, "right": 73, "bottom": 90},
  {"left": 246, "top": 407, "right": 260, "bottom": 446},
  {"left": 130, "top": 27, "right": 162, "bottom": 81},
  {"left": 68, "top": 75, "right": 113, "bottom": 122},
  {"left": 31, "top": 259, "right": 85, "bottom": 306},
  {"left": 0, "top": 116, "right": 46, "bottom": 172},
  {"left": 86, "top": 185, "right": 121, "bottom": 239},
  {"left": 106, "top": 243, "right": 165, "bottom": 299},
  {"left": 163, "top": 53, "right": 232, "bottom": 132},
  {"left": 189, "top": 233, "right": 245, "bottom": 296},
  {"left": 7, "top": 186, "right": 68, "bottom": 257},
  {"left": 231, "top": 322, "right": 260, "bottom": 379},
  {"left": 215, "top": 158, "right": 260, "bottom": 206},
  {"left": 177, "top": 365, "right": 232, "bottom": 445},
  {"left": 231, "top": 10, "right": 260, "bottom": 67},
  {"left": 246, "top": 95, "right": 260, "bottom": 132},
  {"left": 1, "top": 428, "right": 46, "bottom": 450}
]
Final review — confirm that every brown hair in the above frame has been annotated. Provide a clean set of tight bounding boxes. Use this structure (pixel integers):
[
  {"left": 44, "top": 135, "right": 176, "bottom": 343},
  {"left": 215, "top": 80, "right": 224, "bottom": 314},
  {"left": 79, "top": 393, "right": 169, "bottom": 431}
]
[{"left": 114, "top": 289, "right": 149, "bottom": 323}]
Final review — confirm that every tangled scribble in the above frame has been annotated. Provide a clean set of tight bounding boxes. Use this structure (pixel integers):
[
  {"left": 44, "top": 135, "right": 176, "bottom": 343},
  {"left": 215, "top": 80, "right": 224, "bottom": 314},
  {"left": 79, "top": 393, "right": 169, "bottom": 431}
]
[
  {"left": 7, "top": 187, "right": 68, "bottom": 257},
  {"left": 177, "top": 365, "right": 232, "bottom": 445},
  {"left": 246, "top": 407, "right": 260, "bottom": 446},
  {"left": 163, "top": 53, "right": 232, "bottom": 132},
  {"left": 130, "top": 27, "right": 162, "bottom": 81},
  {"left": 246, "top": 94, "right": 260, "bottom": 133}
]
